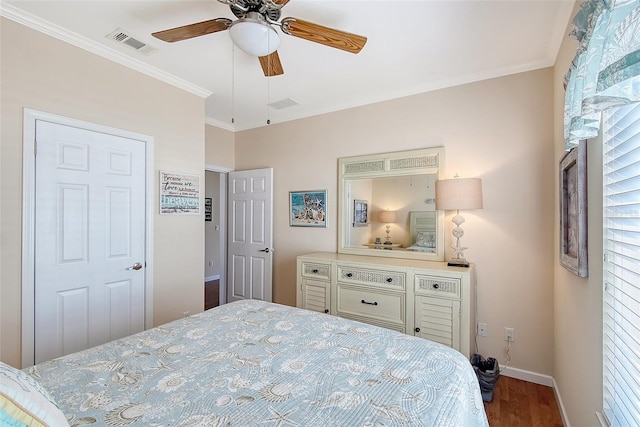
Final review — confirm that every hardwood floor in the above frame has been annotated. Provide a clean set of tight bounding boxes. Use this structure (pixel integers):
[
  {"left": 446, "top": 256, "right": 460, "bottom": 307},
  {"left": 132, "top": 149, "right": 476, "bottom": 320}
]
[
  {"left": 204, "top": 279, "right": 219, "bottom": 310},
  {"left": 484, "top": 376, "right": 564, "bottom": 426}
]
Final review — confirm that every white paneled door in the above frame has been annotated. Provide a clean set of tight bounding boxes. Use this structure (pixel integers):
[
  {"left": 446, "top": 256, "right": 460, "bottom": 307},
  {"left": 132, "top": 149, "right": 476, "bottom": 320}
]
[
  {"left": 227, "top": 168, "right": 273, "bottom": 303},
  {"left": 34, "top": 120, "right": 146, "bottom": 364}
]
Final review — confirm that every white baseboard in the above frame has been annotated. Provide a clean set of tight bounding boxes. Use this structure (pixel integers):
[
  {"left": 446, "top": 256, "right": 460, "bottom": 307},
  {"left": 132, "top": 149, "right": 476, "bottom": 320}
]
[
  {"left": 500, "top": 365, "right": 554, "bottom": 386},
  {"left": 552, "top": 377, "right": 571, "bottom": 427},
  {"left": 595, "top": 411, "right": 609, "bottom": 427},
  {"left": 205, "top": 275, "right": 220, "bottom": 282}
]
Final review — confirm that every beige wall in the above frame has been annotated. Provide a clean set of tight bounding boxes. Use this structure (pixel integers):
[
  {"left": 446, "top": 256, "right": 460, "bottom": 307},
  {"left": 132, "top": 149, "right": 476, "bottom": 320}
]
[
  {"left": 0, "top": 18, "right": 206, "bottom": 367},
  {"left": 552, "top": 1, "right": 604, "bottom": 424},
  {"left": 205, "top": 124, "right": 235, "bottom": 169},
  {"left": 235, "top": 69, "right": 556, "bottom": 376}
]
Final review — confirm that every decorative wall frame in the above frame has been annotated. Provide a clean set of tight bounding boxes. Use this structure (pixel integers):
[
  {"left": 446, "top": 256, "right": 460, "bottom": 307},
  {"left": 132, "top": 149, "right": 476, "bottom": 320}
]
[
  {"left": 204, "top": 197, "right": 212, "bottom": 221},
  {"left": 559, "top": 140, "right": 588, "bottom": 277},
  {"left": 159, "top": 171, "right": 200, "bottom": 214},
  {"left": 353, "top": 199, "right": 369, "bottom": 227},
  {"left": 289, "top": 190, "right": 327, "bottom": 227}
]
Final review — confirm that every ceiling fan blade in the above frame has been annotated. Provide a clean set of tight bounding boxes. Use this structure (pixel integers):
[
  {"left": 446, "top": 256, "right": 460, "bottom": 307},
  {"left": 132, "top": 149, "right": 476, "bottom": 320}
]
[
  {"left": 281, "top": 17, "right": 367, "bottom": 54},
  {"left": 259, "top": 51, "right": 284, "bottom": 77},
  {"left": 152, "top": 18, "right": 232, "bottom": 43}
]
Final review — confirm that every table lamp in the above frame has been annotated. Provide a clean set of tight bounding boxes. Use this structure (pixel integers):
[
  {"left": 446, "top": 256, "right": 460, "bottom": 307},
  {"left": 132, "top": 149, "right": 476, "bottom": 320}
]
[
  {"left": 435, "top": 177, "right": 483, "bottom": 267},
  {"left": 378, "top": 210, "right": 398, "bottom": 245}
]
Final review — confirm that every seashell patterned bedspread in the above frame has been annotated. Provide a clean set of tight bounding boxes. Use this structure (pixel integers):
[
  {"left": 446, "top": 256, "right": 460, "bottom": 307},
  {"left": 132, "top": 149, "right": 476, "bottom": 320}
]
[{"left": 26, "top": 300, "right": 489, "bottom": 426}]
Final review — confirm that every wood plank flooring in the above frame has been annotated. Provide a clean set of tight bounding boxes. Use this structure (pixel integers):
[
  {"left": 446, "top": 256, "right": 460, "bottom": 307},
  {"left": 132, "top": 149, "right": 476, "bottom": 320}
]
[
  {"left": 484, "top": 375, "right": 564, "bottom": 426},
  {"left": 202, "top": 283, "right": 563, "bottom": 425},
  {"left": 204, "top": 279, "right": 219, "bottom": 310}
]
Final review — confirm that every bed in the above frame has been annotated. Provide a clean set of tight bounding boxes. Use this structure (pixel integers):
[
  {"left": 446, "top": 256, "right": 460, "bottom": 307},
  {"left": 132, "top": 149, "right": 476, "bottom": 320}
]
[
  {"left": 5, "top": 300, "right": 489, "bottom": 426},
  {"left": 405, "top": 211, "right": 438, "bottom": 253}
]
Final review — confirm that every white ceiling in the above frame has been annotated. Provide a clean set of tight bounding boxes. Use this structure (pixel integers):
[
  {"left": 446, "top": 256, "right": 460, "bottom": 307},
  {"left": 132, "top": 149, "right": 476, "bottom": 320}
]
[{"left": 2, "top": 0, "right": 575, "bottom": 131}]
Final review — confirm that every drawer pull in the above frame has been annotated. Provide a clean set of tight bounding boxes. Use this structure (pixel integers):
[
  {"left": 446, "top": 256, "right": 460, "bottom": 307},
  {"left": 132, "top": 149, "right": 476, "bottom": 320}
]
[
  {"left": 324, "top": 309, "right": 329, "bottom": 313},
  {"left": 415, "top": 327, "right": 421, "bottom": 333},
  {"left": 312, "top": 269, "right": 319, "bottom": 273},
  {"left": 386, "top": 278, "right": 393, "bottom": 283},
  {"left": 361, "top": 299, "right": 378, "bottom": 306},
  {"left": 432, "top": 283, "right": 440, "bottom": 289},
  {"left": 346, "top": 273, "right": 353, "bottom": 278}
]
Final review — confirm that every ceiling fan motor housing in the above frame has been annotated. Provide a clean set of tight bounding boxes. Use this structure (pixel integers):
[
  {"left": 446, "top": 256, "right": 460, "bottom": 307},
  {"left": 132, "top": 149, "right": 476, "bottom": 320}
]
[{"left": 227, "top": 0, "right": 282, "bottom": 22}]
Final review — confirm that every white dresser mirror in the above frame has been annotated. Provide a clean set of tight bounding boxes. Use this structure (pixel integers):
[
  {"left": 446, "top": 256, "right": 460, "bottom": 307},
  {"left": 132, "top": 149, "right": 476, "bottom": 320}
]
[{"left": 338, "top": 147, "right": 445, "bottom": 261}]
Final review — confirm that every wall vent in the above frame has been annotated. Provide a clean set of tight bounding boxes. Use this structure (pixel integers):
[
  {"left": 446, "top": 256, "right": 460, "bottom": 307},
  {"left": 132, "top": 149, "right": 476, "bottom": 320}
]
[{"left": 106, "top": 28, "right": 157, "bottom": 55}]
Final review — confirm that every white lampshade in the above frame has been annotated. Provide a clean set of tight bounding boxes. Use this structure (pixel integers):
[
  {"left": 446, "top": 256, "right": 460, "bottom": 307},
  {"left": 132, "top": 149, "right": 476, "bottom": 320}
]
[
  {"left": 378, "top": 210, "right": 397, "bottom": 224},
  {"left": 435, "top": 178, "right": 483, "bottom": 211},
  {"left": 229, "top": 13, "right": 280, "bottom": 57}
]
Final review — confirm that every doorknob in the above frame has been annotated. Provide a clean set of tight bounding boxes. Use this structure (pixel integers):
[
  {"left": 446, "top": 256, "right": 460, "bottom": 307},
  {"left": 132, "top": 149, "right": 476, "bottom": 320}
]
[
  {"left": 259, "top": 248, "right": 273, "bottom": 253},
  {"left": 126, "top": 262, "right": 143, "bottom": 271}
]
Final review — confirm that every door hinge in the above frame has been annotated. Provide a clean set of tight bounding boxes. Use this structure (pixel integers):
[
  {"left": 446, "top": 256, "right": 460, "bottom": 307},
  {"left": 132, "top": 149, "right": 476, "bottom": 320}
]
[{"left": 34, "top": 141, "right": 37, "bottom": 156}]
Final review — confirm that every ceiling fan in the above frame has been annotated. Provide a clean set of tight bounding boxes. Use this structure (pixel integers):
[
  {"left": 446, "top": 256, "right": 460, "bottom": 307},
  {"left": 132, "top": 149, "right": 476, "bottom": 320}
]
[{"left": 151, "top": 0, "right": 367, "bottom": 77}]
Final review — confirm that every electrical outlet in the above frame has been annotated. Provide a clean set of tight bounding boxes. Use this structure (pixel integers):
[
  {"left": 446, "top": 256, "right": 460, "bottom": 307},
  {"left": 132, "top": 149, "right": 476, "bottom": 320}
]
[
  {"left": 477, "top": 322, "right": 488, "bottom": 337},
  {"left": 504, "top": 327, "right": 515, "bottom": 342}
]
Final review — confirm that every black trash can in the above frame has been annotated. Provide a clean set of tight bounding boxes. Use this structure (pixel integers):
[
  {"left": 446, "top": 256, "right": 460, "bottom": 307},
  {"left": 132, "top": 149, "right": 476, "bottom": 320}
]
[{"left": 470, "top": 353, "right": 500, "bottom": 402}]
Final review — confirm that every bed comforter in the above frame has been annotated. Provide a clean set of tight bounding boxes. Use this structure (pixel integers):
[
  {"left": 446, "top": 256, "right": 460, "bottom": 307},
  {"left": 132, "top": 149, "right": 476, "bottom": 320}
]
[{"left": 26, "top": 300, "right": 489, "bottom": 426}]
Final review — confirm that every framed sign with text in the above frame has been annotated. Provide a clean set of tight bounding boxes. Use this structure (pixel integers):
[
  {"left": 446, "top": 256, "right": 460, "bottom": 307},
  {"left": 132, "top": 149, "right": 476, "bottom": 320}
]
[{"left": 160, "top": 171, "right": 200, "bottom": 214}]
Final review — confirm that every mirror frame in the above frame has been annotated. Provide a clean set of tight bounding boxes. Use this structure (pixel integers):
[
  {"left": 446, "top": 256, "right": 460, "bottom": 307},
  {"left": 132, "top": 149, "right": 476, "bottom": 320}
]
[{"left": 338, "top": 147, "right": 445, "bottom": 261}]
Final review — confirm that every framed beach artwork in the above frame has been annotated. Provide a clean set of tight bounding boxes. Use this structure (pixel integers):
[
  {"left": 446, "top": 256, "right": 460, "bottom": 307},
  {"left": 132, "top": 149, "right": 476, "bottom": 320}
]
[
  {"left": 353, "top": 199, "right": 369, "bottom": 227},
  {"left": 290, "top": 190, "right": 327, "bottom": 227},
  {"left": 559, "top": 140, "right": 588, "bottom": 277}
]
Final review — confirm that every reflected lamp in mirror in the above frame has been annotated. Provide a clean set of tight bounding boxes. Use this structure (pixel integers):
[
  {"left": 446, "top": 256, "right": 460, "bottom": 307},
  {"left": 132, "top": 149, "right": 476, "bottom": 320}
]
[
  {"left": 435, "top": 177, "right": 483, "bottom": 267},
  {"left": 378, "top": 210, "right": 398, "bottom": 245}
]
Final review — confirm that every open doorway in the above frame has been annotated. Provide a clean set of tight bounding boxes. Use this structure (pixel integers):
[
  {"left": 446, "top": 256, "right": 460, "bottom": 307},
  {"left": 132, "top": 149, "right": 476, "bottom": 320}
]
[{"left": 204, "top": 168, "right": 228, "bottom": 310}]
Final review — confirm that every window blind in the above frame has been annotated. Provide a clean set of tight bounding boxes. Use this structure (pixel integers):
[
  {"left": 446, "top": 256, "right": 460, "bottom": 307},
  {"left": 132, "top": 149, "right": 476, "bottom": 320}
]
[{"left": 602, "top": 102, "right": 640, "bottom": 426}]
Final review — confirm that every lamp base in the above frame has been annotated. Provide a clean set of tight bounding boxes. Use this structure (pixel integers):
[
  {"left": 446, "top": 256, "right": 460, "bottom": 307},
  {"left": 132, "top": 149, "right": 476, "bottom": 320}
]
[{"left": 447, "top": 259, "right": 470, "bottom": 268}]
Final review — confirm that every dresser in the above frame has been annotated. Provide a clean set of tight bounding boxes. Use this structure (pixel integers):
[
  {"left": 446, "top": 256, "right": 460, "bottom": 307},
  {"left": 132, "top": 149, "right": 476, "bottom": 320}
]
[{"left": 296, "top": 252, "right": 476, "bottom": 358}]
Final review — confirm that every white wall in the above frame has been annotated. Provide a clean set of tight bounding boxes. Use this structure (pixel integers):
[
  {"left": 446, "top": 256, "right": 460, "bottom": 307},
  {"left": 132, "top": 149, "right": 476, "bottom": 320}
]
[
  {"left": 0, "top": 18, "right": 206, "bottom": 368},
  {"left": 234, "top": 68, "right": 556, "bottom": 377}
]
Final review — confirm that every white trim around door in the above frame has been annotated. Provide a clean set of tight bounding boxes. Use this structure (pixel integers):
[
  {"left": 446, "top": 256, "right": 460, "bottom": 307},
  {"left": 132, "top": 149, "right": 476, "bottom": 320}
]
[
  {"left": 205, "top": 164, "right": 231, "bottom": 306},
  {"left": 21, "top": 108, "right": 155, "bottom": 368}
]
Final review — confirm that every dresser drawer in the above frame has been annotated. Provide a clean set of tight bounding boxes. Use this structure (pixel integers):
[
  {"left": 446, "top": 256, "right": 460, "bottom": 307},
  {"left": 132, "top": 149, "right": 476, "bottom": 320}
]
[
  {"left": 336, "top": 285, "right": 405, "bottom": 325},
  {"left": 414, "top": 275, "right": 460, "bottom": 299},
  {"left": 300, "top": 261, "right": 331, "bottom": 281},
  {"left": 337, "top": 265, "right": 405, "bottom": 291}
]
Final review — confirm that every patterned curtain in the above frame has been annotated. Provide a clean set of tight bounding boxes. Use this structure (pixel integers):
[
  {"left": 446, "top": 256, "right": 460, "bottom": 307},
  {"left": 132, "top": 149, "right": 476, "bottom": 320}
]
[{"left": 564, "top": 0, "right": 640, "bottom": 149}]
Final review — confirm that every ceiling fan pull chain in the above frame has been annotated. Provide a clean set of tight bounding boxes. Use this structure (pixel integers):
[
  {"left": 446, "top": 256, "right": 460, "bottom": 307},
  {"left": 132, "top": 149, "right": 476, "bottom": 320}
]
[
  {"left": 231, "top": 44, "right": 235, "bottom": 124},
  {"left": 266, "top": 34, "right": 271, "bottom": 125}
]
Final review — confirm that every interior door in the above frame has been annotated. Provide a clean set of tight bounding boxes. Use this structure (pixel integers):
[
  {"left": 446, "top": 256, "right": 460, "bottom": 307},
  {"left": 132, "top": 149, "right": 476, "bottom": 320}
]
[
  {"left": 34, "top": 120, "right": 146, "bottom": 363},
  {"left": 227, "top": 168, "right": 273, "bottom": 303}
]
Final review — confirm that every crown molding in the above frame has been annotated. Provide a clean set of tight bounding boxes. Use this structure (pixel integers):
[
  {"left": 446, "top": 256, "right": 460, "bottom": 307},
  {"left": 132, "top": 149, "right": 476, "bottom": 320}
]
[
  {"left": 205, "top": 117, "right": 236, "bottom": 132},
  {"left": 0, "top": 3, "right": 212, "bottom": 99}
]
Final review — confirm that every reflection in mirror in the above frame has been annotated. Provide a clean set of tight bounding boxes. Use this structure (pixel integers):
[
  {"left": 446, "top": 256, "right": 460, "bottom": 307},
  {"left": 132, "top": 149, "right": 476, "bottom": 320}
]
[
  {"left": 338, "top": 147, "right": 445, "bottom": 261},
  {"left": 345, "top": 174, "right": 437, "bottom": 249}
]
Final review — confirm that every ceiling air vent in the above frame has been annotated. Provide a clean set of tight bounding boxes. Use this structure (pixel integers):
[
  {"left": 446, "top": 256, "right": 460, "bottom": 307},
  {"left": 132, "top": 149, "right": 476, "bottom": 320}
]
[
  {"left": 268, "top": 98, "right": 299, "bottom": 110},
  {"left": 106, "top": 28, "right": 157, "bottom": 55}
]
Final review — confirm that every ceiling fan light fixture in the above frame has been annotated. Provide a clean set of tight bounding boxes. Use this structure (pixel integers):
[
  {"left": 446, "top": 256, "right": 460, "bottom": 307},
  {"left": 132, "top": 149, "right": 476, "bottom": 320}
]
[{"left": 229, "top": 13, "right": 280, "bottom": 57}]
